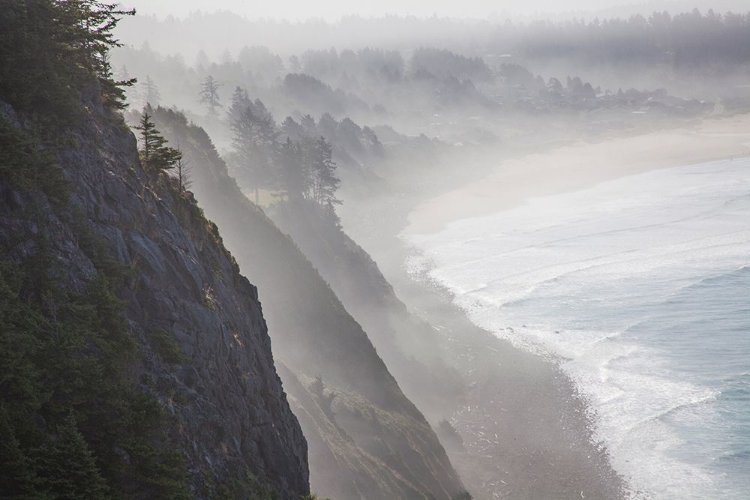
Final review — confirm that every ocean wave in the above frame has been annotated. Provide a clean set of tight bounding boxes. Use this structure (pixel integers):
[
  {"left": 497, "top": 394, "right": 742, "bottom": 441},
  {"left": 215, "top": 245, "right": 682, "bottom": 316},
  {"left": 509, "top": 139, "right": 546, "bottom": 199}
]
[
  {"left": 407, "top": 157, "right": 750, "bottom": 499},
  {"left": 626, "top": 392, "right": 719, "bottom": 432}
]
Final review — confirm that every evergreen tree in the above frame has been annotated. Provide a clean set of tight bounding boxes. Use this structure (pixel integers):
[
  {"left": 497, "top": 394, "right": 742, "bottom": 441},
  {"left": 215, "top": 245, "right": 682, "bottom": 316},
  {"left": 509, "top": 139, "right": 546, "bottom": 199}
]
[
  {"left": 0, "top": 408, "right": 41, "bottom": 499},
  {"left": 309, "top": 137, "right": 340, "bottom": 209},
  {"left": 288, "top": 55, "right": 302, "bottom": 73},
  {"left": 300, "top": 114, "right": 318, "bottom": 136},
  {"left": 362, "top": 125, "right": 384, "bottom": 157},
  {"left": 250, "top": 99, "right": 274, "bottom": 124},
  {"left": 37, "top": 414, "right": 109, "bottom": 500},
  {"left": 194, "top": 50, "right": 209, "bottom": 70},
  {"left": 199, "top": 75, "right": 222, "bottom": 116},
  {"left": 227, "top": 86, "right": 251, "bottom": 125},
  {"left": 229, "top": 103, "right": 279, "bottom": 204},
  {"left": 0, "top": 0, "right": 135, "bottom": 125},
  {"left": 220, "top": 49, "right": 233, "bottom": 65},
  {"left": 175, "top": 155, "right": 191, "bottom": 194},
  {"left": 281, "top": 116, "right": 305, "bottom": 142},
  {"left": 278, "top": 138, "right": 309, "bottom": 202},
  {"left": 112, "top": 65, "right": 137, "bottom": 109},
  {"left": 57, "top": 0, "right": 136, "bottom": 110},
  {"left": 141, "top": 76, "right": 161, "bottom": 107},
  {"left": 136, "top": 106, "right": 182, "bottom": 174}
]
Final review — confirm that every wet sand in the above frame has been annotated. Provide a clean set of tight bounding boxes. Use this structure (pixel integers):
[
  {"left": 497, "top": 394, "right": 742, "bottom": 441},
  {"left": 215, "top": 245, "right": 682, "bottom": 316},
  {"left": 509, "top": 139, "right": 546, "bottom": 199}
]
[
  {"left": 396, "top": 115, "right": 750, "bottom": 499},
  {"left": 406, "top": 114, "right": 750, "bottom": 236},
  {"left": 341, "top": 114, "right": 750, "bottom": 499},
  {"left": 393, "top": 266, "right": 629, "bottom": 500},
  {"left": 342, "top": 193, "right": 632, "bottom": 499}
]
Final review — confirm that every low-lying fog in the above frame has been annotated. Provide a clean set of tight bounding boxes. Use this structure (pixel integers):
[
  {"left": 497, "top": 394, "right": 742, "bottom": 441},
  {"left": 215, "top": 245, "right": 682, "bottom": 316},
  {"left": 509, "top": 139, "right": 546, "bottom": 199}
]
[{"left": 116, "top": 2, "right": 750, "bottom": 498}]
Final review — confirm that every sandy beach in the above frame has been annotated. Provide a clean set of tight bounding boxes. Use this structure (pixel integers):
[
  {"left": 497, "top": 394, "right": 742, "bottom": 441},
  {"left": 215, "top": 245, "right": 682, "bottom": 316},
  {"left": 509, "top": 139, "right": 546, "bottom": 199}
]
[
  {"left": 392, "top": 268, "right": 629, "bottom": 500},
  {"left": 406, "top": 114, "right": 750, "bottom": 235},
  {"left": 341, "top": 114, "right": 750, "bottom": 499}
]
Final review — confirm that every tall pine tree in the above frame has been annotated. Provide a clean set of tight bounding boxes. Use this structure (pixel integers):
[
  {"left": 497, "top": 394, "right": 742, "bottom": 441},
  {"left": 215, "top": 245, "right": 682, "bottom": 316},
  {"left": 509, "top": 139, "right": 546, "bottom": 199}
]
[
  {"left": 278, "top": 138, "right": 309, "bottom": 202},
  {"left": 136, "top": 106, "right": 182, "bottom": 174},
  {"left": 37, "top": 414, "right": 109, "bottom": 500},
  {"left": 310, "top": 136, "right": 340, "bottom": 209},
  {"left": 229, "top": 103, "right": 279, "bottom": 204},
  {"left": 141, "top": 76, "right": 160, "bottom": 107},
  {"left": 199, "top": 75, "right": 222, "bottom": 117}
]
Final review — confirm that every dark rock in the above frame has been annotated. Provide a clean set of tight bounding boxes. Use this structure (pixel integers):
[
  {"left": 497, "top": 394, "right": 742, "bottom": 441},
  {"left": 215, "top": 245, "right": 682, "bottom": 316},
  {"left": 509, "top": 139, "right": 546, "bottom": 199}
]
[
  {"left": 154, "top": 107, "right": 466, "bottom": 500},
  {"left": 0, "top": 100, "right": 309, "bottom": 498}
]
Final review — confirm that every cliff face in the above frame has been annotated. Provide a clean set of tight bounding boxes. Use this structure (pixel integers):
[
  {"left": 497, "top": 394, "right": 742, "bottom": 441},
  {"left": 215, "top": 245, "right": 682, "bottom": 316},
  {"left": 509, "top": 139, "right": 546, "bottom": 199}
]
[
  {"left": 154, "top": 108, "right": 467, "bottom": 500},
  {"left": 0, "top": 98, "right": 308, "bottom": 498},
  {"left": 270, "top": 203, "right": 466, "bottom": 419}
]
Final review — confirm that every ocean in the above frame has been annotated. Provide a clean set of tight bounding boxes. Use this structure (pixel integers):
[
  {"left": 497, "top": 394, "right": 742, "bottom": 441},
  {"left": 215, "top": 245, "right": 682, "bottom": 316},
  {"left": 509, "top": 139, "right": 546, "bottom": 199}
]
[{"left": 406, "top": 157, "right": 750, "bottom": 499}]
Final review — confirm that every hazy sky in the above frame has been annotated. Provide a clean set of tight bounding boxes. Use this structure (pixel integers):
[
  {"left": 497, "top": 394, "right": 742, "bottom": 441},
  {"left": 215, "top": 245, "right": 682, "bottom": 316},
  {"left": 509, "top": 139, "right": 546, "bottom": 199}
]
[{"left": 124, "top": 0, "right": 667, "bottom": 21}]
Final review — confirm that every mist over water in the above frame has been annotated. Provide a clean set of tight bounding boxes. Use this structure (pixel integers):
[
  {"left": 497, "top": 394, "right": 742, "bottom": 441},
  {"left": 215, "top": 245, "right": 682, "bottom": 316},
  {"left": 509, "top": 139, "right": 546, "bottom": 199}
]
[
  {"left": 407, "top": 157, "right": 750, "bottom": 499},
  {"left": 6, "top": 0, "right": 750, "bottom": 498}
]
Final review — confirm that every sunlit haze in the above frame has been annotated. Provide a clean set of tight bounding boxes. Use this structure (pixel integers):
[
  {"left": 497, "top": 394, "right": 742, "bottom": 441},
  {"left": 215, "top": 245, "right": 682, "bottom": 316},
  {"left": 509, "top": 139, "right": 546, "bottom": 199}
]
[
  {"left": 124, "top": 0, "right": 741, "bottom": 20},
  {"left": 2, "top": 2, "right": 749, "bottom": 500}
]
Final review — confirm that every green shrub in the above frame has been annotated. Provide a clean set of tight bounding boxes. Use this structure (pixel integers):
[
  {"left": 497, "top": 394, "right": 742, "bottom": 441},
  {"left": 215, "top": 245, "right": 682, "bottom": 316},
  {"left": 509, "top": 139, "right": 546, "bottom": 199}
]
[
  {"left": 0, "top": 116, "right": 68, "bottom": 205},
  {"left": 148, "top": 328, "right": 187, "bottom": 365},
  {"left": 0, "top": 224, "right": 191, "bottom": 499},
  {"left": 215, "top": 471, "right": 281, "bottom": 500}
]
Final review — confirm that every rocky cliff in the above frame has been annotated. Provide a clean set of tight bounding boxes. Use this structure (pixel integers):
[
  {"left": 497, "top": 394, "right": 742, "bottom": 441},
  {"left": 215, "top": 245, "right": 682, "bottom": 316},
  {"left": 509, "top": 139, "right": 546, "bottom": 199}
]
[
  {"left": 153, "top": 108, "right": 468, "bottom": 500},
  {"left": 0, "top": 92, "right": 308, "bottom": 498},
  {"left": 270, "top": 202, "right": 466, "bottom": 419}
]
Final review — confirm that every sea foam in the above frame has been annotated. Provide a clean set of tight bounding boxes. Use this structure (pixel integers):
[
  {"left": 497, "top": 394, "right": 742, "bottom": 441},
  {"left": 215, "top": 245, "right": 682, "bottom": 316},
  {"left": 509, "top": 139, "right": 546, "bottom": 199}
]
[{"left": 406, "top": 157, "right": 750, "bottom": 499}]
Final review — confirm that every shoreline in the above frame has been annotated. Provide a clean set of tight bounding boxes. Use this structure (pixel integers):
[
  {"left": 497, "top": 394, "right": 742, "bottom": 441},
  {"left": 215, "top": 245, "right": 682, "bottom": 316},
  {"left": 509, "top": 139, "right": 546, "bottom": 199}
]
[
  {"left": 405, "top": 114, "right": 750, "bottom": 236},
  {"left": 395, "top": 261, "right": 629, "bottom": 499},
  {"left": 341, "top": 114, "right": 750, "bottom": 498},
  {"left": 400, "top": 154, "right": 750, "bottom": 499},
  {"left": 342, "top": 214, "right": 631, "bottom": 498}
]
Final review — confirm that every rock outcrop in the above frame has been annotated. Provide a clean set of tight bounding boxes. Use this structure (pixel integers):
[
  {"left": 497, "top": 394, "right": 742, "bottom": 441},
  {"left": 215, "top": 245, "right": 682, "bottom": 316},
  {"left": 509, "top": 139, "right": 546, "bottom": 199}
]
[
  {"left": 0, "top": 96, "right": 308, "bottom": 498},
  {"left": 154, "top": 108, "right": 467, "bottom": 500}
]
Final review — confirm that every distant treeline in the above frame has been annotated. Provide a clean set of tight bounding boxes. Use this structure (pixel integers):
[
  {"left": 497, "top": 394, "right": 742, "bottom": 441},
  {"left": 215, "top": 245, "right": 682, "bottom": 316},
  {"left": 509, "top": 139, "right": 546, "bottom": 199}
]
[
  {"left": 299, "top": 47, "right": 492, "bottom": 83},
  {"left": 118, "top": 9, "right": 750, "bottom": 69},
  {"left": 113, "top": 8, "right": 750, "bottom": 116},
  {"left": 490, "top": 10, "right": 750, "bottom": 67}
]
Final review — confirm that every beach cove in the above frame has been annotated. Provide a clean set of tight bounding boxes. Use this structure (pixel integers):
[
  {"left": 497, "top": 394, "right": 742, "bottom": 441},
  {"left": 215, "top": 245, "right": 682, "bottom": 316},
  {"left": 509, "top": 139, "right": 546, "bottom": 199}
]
[{"left": 341, "top": 113, "right": 750, "bottom": 499}]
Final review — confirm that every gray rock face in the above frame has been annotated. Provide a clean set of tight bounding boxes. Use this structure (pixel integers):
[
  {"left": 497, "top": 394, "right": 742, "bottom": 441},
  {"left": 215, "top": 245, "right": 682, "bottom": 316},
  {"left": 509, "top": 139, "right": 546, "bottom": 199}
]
[
  {"left": 152, "top": 108, "right": 467, "bottom": 500},
  {"left": 0, "top": 101, "right": 308, "bottom": 498}
]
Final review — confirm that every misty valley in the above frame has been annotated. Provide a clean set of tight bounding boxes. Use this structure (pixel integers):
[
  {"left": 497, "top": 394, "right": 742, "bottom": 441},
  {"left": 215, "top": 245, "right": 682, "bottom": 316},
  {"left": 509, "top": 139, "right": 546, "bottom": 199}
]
[{"left": 1, "top": 1, "right": 749, "bottom": 500}]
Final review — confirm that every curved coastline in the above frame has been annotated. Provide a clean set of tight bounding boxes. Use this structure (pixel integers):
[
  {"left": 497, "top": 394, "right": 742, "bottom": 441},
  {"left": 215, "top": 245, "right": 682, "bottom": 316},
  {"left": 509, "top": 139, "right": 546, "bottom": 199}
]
[
  {"left": 387, "top": 115, "right": 750, "bottom": 499},
  {"left": 394, "top": 243, "right": 630, "bottom": 499},
  {"left": 405, "top": 114, "right": 750, "bottom": 236}
]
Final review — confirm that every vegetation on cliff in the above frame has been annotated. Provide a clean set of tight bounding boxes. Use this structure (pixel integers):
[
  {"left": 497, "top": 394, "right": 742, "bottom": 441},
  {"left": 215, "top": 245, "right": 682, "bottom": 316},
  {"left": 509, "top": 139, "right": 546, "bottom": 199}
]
[
  {"left": 1, "top": 2, "right": 309, "bottom": 498},
  {"left": 152, "top": 107, "right": 469, "bottom": 500},
  {"left": 0, "top": 2, "right": 189, "bottom": 497}
]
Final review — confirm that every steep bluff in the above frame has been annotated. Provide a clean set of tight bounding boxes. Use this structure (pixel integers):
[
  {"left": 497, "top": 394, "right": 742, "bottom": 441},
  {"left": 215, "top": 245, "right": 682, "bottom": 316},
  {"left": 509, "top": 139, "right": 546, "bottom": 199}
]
[
  {"left": 270, "top": 203, "right": 466, "bottom": 419},
  {"left": 0, "top": 95, "right": 308, "bottom": 498},
  {"left": 154, "top": 108, "right": 467, "bottom": 500}
]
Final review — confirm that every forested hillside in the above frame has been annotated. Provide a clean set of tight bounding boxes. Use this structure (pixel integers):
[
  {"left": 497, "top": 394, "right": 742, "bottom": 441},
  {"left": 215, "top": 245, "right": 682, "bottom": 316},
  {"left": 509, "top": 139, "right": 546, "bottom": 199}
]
[
  {"left": 0, "top": 2, "right": 308, "bottom": 497},
  {"left": 4, "top": 2, "right": 743, "bottom": 499},
  {"left": 152, "top": 107, "right": 470, "bottom": 500}
]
